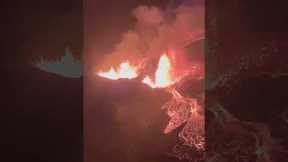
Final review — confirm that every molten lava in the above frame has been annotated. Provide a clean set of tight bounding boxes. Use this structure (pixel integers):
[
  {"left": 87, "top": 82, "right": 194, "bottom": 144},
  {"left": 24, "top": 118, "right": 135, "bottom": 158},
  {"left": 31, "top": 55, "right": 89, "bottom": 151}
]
[
  {"left": 142, "top": 54, "right": 175, "bottom": 88},
  {"left": 97, "top": 62, "right": 138, "bottom": 80},
  {"left": 96, "top": 52, "right": 204, "bottom": 156}
]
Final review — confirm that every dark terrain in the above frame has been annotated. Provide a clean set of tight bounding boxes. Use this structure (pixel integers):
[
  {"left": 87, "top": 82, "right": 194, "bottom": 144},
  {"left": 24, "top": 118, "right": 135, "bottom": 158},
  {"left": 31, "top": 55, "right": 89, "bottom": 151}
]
[{"left": 0, "top": 66, "right": 82, "bottom": 162}]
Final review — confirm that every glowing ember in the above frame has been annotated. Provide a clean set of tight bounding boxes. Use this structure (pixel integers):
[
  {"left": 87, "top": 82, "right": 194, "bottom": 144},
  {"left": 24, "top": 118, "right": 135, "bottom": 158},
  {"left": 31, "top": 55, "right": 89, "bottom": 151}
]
[
  {"left": 97, "top": 62, "right": 138, "bottom": 80},
  {"left": 142, "top": 54, "right": 175, "bottom": 88}
]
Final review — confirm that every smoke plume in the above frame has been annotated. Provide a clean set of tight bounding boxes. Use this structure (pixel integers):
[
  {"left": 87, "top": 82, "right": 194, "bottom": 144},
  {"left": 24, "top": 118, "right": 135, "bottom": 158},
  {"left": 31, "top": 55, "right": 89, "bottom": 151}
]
[{"left": 98, "top": 3, "right": 204, "bottom": 72}]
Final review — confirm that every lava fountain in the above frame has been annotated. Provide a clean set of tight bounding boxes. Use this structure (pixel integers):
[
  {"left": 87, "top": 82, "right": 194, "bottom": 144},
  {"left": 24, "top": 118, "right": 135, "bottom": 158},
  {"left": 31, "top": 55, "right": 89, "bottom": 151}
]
[
  {"left": 94, "top": 3, "right": 204, "bottom": 161},
  {"left": 96, "top": 50, "right": 205, "bottom": 160},
  {"left": 142, "top": 54, "right": 175, "bottom": 88},
  {"left": 140, "top": 52, "right": 205, "bottom": 154}
]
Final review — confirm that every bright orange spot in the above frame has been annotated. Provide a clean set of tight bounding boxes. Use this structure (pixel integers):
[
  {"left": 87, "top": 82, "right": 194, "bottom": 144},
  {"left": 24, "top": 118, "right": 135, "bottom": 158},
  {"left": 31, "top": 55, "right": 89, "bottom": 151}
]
[{"left": 142, "top": 54, "right": 174, "bottom": 88}]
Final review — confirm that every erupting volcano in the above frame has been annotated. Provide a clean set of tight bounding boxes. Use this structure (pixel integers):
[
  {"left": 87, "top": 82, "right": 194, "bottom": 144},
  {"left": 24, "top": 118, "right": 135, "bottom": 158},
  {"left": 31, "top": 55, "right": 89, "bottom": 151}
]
[
  {"left": 94, "top": 2, "right": 204, "bottom": 161},
  {"left": 97, "top": 48, "right": 204, "bottom": 161}
]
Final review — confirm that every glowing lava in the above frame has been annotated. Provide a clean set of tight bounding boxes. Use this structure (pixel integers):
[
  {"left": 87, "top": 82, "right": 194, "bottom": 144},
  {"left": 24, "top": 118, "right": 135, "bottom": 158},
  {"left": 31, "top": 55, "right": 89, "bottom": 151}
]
[
  {"left": 142, "top": 54, "right": 175, "bottom": 88},
  {"left": 97, "top": 62, "right": 138, "bottom": 80}
]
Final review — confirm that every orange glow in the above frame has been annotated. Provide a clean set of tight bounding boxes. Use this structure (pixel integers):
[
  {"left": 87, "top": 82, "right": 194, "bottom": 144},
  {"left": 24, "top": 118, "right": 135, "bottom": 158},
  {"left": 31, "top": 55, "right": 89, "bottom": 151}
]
[
  {"left": 142, "top": 54, "right": 174, "bottom": 88},
  {"left": 97, "top": 62, "right": 138, "bottom": 80}
]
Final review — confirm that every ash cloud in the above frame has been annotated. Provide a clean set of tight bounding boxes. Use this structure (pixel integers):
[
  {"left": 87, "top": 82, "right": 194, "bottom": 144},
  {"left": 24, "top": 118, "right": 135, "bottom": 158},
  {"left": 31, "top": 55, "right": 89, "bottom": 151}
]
[{"left": 98, "top": 3, "right": 204, "bottom": 70}]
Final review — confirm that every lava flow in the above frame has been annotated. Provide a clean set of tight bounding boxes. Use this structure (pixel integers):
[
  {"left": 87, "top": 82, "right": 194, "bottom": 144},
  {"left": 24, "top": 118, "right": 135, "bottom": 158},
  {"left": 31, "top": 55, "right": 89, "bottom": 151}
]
[
  {"left": 139, "top": 53, "right": 204, "bottom": 153},
  {"left": 97, "top": 52, "right": 205, "bottom": 155},
  {"left": 97, "top": 62, "right": 138, "bottom": 80}
]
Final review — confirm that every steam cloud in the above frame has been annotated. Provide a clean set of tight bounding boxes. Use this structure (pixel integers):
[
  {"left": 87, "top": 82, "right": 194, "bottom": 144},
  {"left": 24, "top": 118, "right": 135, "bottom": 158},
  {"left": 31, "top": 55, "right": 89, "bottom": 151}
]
[{"left": 98, "top": 3, "right": 204, "bottom": 71}]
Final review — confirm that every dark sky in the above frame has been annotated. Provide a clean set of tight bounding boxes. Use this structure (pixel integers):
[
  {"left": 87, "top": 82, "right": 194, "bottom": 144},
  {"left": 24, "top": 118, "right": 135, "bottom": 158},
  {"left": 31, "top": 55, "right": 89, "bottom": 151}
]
[{"left": 1, "top": 0, "right": 82, "bottom": 65}]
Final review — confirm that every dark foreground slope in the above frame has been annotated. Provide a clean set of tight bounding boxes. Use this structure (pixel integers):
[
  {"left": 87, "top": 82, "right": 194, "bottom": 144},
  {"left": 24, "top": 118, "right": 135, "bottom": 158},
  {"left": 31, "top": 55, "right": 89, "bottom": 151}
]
[{"left": 0, "top": 65, "right": 82, "bottom": 162}]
